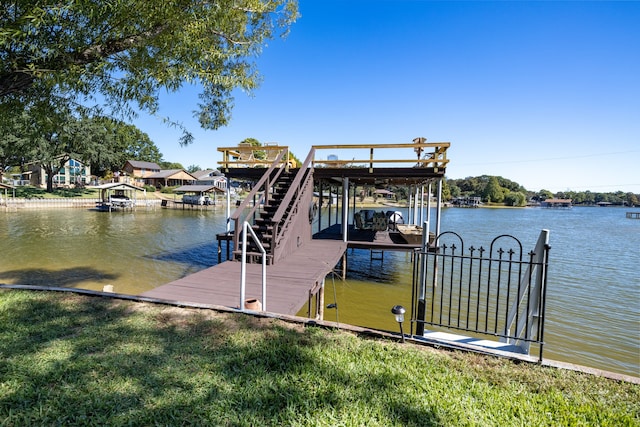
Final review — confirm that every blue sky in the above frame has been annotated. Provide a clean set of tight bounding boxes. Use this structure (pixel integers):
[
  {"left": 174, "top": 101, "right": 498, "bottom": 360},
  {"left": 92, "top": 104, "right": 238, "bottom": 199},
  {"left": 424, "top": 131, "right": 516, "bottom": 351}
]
[{"left": 132, "top": 1, "right": 639, "bottom": 194}]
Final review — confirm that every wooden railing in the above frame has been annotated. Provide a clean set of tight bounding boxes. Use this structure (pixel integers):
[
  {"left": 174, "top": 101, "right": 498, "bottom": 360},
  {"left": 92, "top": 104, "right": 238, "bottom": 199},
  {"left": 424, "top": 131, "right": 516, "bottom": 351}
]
[
  {"left": 312, "top": 141, "right": 449, "bottom": 172},
  {"left": 228, "top": 151, "right": 289, "bottom": 255},
  {"left": 217, "top": 144, "right": 291, "bottom": 170},
  {"left": 218, "top": 141, "right": 449, "bottom": 172},
  {"left": 270, "top": 148, "right": 315, "bottom": 262}
]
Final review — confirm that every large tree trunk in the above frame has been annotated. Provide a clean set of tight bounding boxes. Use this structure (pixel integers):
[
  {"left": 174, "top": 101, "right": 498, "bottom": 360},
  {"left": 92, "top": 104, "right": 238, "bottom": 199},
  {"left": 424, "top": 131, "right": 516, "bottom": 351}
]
[
  {"left": 44, "top": 166, "right": 56, "bottom": 192},
  {"left": 43, "top": 157, "right": 69, "bottom": 192}
]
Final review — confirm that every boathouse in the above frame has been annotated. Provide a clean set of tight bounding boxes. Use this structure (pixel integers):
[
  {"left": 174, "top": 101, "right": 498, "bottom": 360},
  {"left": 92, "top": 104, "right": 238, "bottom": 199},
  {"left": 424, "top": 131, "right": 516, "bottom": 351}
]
[
  {"left": 541, "top": 198, "right": 572, "bottom": 208},
  {"left": 143, "top": 140, "right": 449, "bottom": 319},
  {"left": 0, "top": 182, "right": 15, "bottom": 209},
  {"left": 142, "top": 139, "right": 550, "bottom": 361},
  {"left": 94, "top": 182, "right": 147, "bottom": 211}
]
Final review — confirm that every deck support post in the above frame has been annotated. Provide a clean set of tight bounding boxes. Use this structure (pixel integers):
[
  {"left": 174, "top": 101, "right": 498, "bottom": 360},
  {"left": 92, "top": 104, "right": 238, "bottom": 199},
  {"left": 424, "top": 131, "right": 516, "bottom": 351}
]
[
  {"left": 342, "top": 177, "right": 349, "bottom": 243},
  {"left": 413, "top": 185, "right": 420, "bottom": 226},
  {"left": 225, "top": 177, "right": 231, "bottom": 233},
  {"left": 352, "top": 182, "right": 357, "bottom": 229},
  {"left": 419, "top": 185, "right": 424, "bottom": 224},
  {"left": 341, "top": 252, "right": 347, "bottom": 280},
  {"left": 334, "top": 184, "right": 339, "bottom": 225},
  {"left": 317, "top": 180, "right": 323, "bottom": 234},
  {"left": 435, "top": 178, "right": 443, "bottom": 241},
  {"left": 408, "top": 186, "right": 413, "bottom": 224},
  {"left": 427, "top": 183, "right": 432, "bottom": 230}
]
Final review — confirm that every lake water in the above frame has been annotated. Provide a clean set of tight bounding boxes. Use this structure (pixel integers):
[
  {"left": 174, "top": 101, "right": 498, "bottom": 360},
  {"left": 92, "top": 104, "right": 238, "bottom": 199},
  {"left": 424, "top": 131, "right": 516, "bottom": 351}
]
[{"left": 1, "top": 206, "right": 638, "bottom": 377}]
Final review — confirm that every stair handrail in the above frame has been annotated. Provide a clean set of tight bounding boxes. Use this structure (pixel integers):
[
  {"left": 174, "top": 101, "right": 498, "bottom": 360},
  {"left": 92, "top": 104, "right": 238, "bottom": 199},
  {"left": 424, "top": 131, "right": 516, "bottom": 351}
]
[
  {"left": 229, "top": 150, "right": 288, "bottom": 251},
  {"left": 240, "top": 221, "right": 267, "bottom": 311},
  {"left": 270, "top": 148, "right": 316, "bottom": 250}
]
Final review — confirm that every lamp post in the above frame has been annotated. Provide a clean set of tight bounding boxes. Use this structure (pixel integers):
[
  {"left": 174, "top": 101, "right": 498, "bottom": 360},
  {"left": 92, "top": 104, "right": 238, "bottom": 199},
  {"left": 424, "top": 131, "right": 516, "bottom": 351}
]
[{"left": 391, "top": 305, "right": 406, "bottom": 343}]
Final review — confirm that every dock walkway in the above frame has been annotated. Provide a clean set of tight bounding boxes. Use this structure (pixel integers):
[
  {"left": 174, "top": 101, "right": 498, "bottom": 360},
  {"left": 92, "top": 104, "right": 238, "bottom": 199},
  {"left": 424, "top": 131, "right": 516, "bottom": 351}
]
[{"left": 141, "top": 239, "right": 347, "bottom": 315}]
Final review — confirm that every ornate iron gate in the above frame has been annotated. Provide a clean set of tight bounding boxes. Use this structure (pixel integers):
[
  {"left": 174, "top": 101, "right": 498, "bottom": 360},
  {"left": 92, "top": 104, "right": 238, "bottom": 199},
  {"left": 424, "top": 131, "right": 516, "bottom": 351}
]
[{"left": 411, "top": 230, "right": 550, "bottom": 360}]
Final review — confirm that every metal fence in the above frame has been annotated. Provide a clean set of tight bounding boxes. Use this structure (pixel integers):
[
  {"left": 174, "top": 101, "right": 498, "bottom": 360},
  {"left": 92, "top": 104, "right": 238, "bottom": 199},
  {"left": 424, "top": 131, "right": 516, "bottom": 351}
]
[{"left": 411, "top": 230, "right": 550, "bottom": 360}]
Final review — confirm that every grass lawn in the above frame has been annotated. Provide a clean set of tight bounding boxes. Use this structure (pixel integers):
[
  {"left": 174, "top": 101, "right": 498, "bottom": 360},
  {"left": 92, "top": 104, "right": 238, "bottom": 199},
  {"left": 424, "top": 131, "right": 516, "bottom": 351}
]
[
  {"left": 0, "top": 290, "right": 637, "bottom": 426},
  {"left": 12, "top": 186, "right": 99, "bottom": 199}
]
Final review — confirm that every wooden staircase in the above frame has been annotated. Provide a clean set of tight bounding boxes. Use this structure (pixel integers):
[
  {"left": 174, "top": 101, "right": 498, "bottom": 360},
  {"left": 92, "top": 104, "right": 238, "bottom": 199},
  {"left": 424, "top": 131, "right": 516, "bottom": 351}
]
[
  {"left": 237, "top": 172, "right": 296, "bottom": 263},
  {"left": 230, "top": 148, "right": 316, "bottom": 265}
]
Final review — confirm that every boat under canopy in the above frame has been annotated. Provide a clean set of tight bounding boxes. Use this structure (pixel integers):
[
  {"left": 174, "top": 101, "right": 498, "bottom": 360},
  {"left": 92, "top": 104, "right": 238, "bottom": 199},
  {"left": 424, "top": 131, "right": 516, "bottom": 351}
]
[{"left": 94, "top": 182, "right": 146, "bottom": 211}]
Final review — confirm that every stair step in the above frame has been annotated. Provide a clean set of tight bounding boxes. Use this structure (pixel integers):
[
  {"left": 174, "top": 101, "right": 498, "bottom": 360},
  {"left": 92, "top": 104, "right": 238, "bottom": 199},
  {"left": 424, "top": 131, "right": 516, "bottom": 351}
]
[
  {"left": 255, "top": 217, "right": 274, "bottom": 223},
  {"left": 252, "top": 224, "right": 273, "bottom": 232}
]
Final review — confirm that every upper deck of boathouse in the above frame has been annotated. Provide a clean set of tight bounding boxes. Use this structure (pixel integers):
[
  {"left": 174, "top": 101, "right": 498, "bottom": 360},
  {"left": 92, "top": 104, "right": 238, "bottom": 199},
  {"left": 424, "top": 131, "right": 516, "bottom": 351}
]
[{"left": 217, "top": 140, "right": 450, "bottom": 186}]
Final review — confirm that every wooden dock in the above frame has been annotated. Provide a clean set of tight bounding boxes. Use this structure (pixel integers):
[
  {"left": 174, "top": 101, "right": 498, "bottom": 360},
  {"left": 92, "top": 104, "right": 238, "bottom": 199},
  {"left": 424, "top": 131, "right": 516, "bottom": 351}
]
[
  {"left": 141, "top": 239, "right": 347, "bottom": 315},
  {"left": 626, "top": 212, "right": 640, "bottom": 219}
]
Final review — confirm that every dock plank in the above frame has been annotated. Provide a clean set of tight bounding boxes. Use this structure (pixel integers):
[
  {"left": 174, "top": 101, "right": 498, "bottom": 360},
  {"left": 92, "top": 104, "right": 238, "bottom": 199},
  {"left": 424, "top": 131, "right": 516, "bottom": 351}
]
[{"left": 141, "top": 239, "right": 347, "bottom": 315}]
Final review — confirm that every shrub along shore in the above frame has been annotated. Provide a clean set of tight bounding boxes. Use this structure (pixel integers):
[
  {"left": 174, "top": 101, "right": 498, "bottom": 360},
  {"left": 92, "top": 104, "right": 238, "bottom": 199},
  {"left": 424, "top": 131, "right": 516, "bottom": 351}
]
[{"left": 0, "top": 289, "right": 637, "bottom": 426}]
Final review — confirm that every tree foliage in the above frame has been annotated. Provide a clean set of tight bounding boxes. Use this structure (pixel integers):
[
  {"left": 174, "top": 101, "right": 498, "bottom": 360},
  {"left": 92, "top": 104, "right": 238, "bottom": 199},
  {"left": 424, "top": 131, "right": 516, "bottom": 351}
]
[
  {"left": 19, "top": 106, "right": 108, "bottom": 192},
  {"left": 447, "top": 176, "right": 638, "bottom": 207},
  {"left": 240, "top": 137, "right": 266, "bottom": 160},
  {"left": 483, "top": 176, "right": 504, "bottom": 203},
  {"left": 1, "top": 100, "right": 163, "bottom": 190},
  {"left": 159, "top": 161, "right": 184, "bottom": 170},
  {"left": 503, "top": 191, "right": 527, "bottom": 207},
  {"left": 0, "top": 110, "right": 32, "bottom": 176},
  {"left": 0, "top": 0, "right": 298, "bottom": 143},
  {"left": 90, "top": 119, "right": 163, "bottom": 176}
]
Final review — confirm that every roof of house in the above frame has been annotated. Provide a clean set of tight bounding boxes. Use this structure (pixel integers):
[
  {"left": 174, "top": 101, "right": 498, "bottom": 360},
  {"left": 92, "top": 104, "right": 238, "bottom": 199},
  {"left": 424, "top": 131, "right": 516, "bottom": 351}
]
[
  {"left": 125, "top": 160, "right": 161, "bottom": 170},
  {"left": 173, "top": 185, "right": 224, "bottom": 193},
  {"left": 0, "top": 182, "right": 15, "bottom": 190},
  {"left": 543, "top": 198, "right": 572, "bottom": 203},
  {"left": 94, "top": 182, "right": 145, "bottom": 192},
  {"left": 145, "top": 169, "right": 196, "bottom": 180}
]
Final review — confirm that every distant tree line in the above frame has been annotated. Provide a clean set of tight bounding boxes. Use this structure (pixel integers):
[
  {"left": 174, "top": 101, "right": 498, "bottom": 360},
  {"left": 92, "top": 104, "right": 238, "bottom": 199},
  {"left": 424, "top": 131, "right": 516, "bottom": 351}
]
[{"left": 443, "top": 175, "right": 639, "bottom": 207}]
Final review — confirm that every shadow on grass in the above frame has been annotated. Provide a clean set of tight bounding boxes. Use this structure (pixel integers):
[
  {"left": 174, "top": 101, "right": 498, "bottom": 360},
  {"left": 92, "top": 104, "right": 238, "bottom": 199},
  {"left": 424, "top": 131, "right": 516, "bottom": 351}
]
[
  {"left": 0, "top": 266, "right": 119, "bottom": 288},
  {"left": 0, "top": 291, "right": 441, "bottom": 426}
]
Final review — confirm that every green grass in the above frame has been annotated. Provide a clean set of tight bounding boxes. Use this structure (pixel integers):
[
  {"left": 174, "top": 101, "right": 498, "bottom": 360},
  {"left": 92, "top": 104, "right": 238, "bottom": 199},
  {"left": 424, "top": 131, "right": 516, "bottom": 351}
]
[
  {"left": 0, "top": 290, "right": 638, "bottom": 426},
  {"left": 13, "top": 186, "right": 99, "bottom": 199}
]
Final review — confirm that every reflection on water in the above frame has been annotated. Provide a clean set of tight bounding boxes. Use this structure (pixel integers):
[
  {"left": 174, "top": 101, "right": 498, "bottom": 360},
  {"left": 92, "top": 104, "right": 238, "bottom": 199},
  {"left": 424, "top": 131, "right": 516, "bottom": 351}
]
[
  {"left": 0, "top": 209, "right": 226, "bottom": 294},
  {"left": 1, "top": 206, "right": 638, "bottom": 377}
]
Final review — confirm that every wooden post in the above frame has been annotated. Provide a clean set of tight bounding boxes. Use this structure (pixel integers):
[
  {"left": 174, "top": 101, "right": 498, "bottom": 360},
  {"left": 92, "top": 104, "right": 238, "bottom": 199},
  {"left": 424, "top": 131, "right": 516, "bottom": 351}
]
[
  {"left": 369, "top": 148, "right": 374, "bottom": 173},
  {"left": 318, "top": 278, "right": 325, "bottom": 320},
  {"left": 342, "top": 177, "right": 349, "bottom": 243},
  {"left": 318, "top": 180, "right": 323, "bottom": 234}
]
